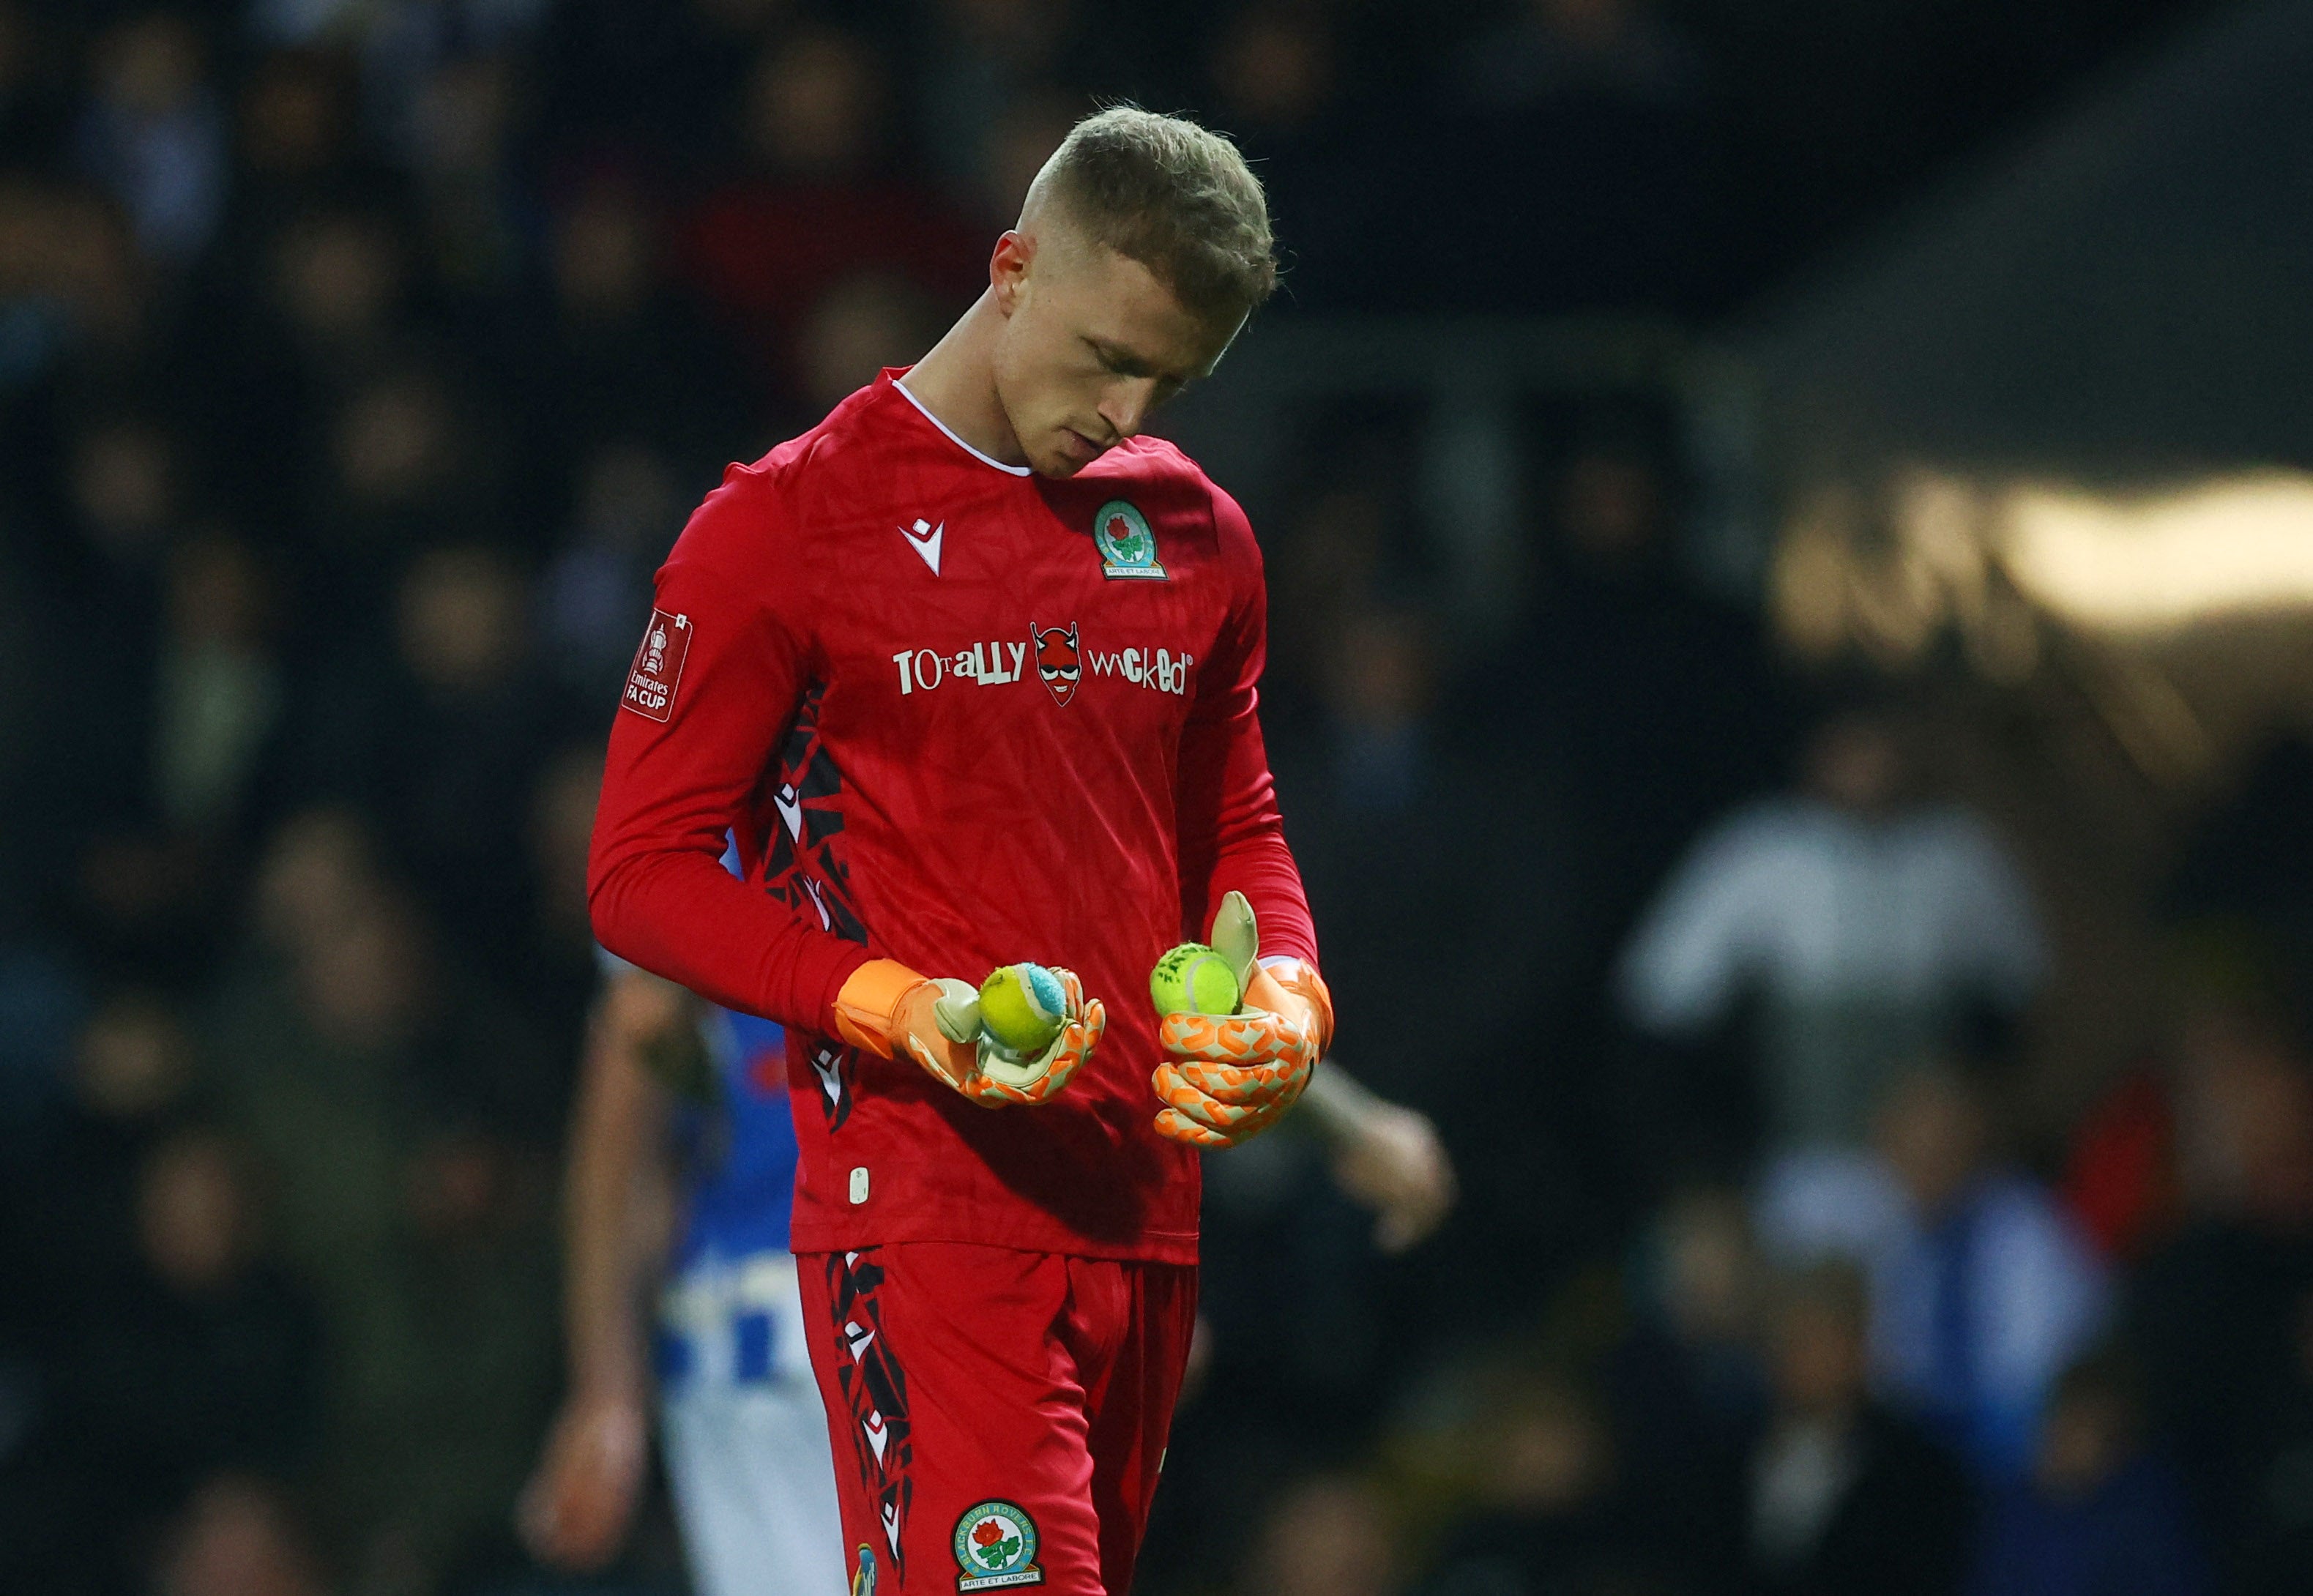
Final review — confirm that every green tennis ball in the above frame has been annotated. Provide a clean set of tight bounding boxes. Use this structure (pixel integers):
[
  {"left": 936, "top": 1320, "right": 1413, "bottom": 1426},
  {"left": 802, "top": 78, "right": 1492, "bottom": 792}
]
[
  {"left": 1150, "top": 943, "right": 1241, "bottom": 1017},
  {"left": 978, "top": 963, "right": 1065, "bottom": 1055}
]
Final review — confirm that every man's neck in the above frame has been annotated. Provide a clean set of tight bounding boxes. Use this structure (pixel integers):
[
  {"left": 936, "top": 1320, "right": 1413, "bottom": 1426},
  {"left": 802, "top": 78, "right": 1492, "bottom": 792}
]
[{"left": 899, "top": 292, "right": 1027, "bottom": 468}]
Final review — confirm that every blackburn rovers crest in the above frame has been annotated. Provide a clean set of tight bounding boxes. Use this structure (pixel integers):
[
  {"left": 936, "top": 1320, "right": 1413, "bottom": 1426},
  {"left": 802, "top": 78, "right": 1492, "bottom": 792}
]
[
  {"left": 1092, "top": 499, "right": 1166, "bottom": 580},
  {"left": 953, "top": 1500, "right": 1043, "bottom": 1590}
]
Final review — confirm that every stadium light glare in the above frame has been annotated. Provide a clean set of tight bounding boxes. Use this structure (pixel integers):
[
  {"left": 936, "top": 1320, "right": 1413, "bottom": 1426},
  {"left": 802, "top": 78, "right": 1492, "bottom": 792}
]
[{"left": 1996, "top": 473, "right": 2313, "bottom": 633}]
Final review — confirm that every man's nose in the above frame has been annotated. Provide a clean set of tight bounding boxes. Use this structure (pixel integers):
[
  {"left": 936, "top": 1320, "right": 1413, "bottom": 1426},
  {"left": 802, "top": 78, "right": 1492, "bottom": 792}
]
[{"left": 1099, "top": 379, "right": 1159, "bottom": 440}]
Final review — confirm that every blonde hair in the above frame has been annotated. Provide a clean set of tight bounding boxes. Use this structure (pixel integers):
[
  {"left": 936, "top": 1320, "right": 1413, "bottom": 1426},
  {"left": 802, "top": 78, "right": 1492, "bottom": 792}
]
[{"left": 1031, "top": 105, "right": 1277, "bottom": 324}]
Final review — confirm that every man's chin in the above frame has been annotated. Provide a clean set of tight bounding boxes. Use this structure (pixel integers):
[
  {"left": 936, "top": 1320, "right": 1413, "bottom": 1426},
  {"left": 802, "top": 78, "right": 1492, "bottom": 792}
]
[
  {"left": 1031, "top": 438, "right": 1107, "bottom": 478},
  {"left": 1036, "top": 427, "right": 1112, "bottom": 477}
]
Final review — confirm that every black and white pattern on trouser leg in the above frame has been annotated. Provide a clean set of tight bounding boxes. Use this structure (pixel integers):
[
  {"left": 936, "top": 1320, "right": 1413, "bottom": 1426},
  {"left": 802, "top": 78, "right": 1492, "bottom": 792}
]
[{"left": 827, "top": 1250, "right": 913, "bottom": 1578}]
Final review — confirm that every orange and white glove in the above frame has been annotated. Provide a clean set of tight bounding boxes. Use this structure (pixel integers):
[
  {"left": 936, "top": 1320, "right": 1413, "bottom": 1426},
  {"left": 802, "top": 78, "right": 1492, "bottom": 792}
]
[
  {"left": 833, "top": 959, "right": 1103, "bottom": 1107},
  {"left": 1152, "top": 892, "right": 1334, "bottom": 1149}
]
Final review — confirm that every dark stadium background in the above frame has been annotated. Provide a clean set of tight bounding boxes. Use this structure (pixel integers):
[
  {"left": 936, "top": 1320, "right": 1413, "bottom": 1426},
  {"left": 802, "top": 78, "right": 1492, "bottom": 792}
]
[{"left": 11, "top": 1, "right": 2313, "bottom": 1592}]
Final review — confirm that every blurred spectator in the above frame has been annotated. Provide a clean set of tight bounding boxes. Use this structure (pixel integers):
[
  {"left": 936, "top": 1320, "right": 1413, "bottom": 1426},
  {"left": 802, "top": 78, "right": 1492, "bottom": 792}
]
[
  {"left": 965, "top": 88, "right": 1077, "bottom": 226},
  {"left": 8, "top": 991, "right": 198, "bottom": 1311},
  {"left": 2126, "top": 1014, "right": 2313, "bottom": 1588},
  {"left": 244, "top": 803, "right": 381, "bottom": 958},
  {"left": 400, "top": 53, "right": 526, "bottom": 302},
  {"left": 2168, "top": 734, "right": 2313, "bottom": 1015},
  {"left": 76, "top": 13, "right": 227, "bottom": 266},
  {"left": 67, "top": 409, "right": 179, "bottom": 575},
  {"left": 536, "top": 441, "right": 682, "bottom": 697},
  {"left": 350, "top": 0, "right": 551, "bottom": 177},
  {"left": 56, "top": 417, "right": 184, "bottom": 922},
  {"left": 915, "top": 0, "right": 1080, "bottom": 192},
  {"left": 795, "top": 267, "right": 946, "bottom": 417},
  {"left": 373, "top": 543, "right": 562, "bottom": 952},
  {"left": 31, "top": 180, "right": 165, "bottom": 392},
  {"left": 153, "top": 530, "right": 285, "bottom": 837},
  {"left": 1265, "top": 484, "right": 1388, "bottom": 721},
  {"left": 525, "top": 743, "right": 598, "bottom": 950},
  {"left": 299, "top": 533, "right": 569, "bottom": 996},
  {"left": 84, "top": 1130, "right": 321, "bottom": 1506},
  {"left": 2060, "top": 1059, "right": 2178, "bottom": 1264},
  {"left": 683, "top": 26, "right": 980, "bottom": 409},
  {"left": 228, "top": 47, "right": 363, "bottom": 232},
  {"left": 1240, "top": 1472, "right": 1407, "bottom": 1596},
  {"left": 1418, "top": 1365, "right": 1675, "bottom": 1595},
  {"left": 320, "top": 365, "right": 495, "bottom": 573},
  {"left": 521, "top": 738, "right": 608, "bottom": 1057},
  {"left": 222, "top": 203, "right": 411, "bottom": 527},
  {"left": 206, "top": 835, "right": 555, "bottom": 1590},
  {"left": 529, "top": 174, "right": 753, "bottom": 476},
  {"left": 268, "top": 205, "right": 404, "bottom": 365},
  {"left": 1267, "top": 570, "right": 1593, "bottom": 1331},
  {"left": 152, "top": 1474, "right": 332, "bottom": 1596},
  {"left": 2224, "top": 1284, "right": 2313, "bottom": 1595},
  {"left": 1456, "top": 0, "right": 1701, "bottom": 113},
  {"left": 1762, "top": 1065, "right": 2107, "bottom": 1481},
  {"left": 1747, "top": 1261, "right": 1973, "bottom": 1596},
  {"left": 1206, "top": 3, "right": 1388, "bottom": 308},
  {"left": 0, "top": 4, "right": 72, "bottom": 165},
  {"left": 1318, "top": 605, "right": 1431, "bottom": 815},
  {"left": 1968, "top": 1346, "right": 2209, "bottom": 1596},
  {"left": 1480, "top": 425, "right": 1792, "bottom": 1209},
  {"left": 1439, "top": 0, "right": 1712, "bottom": 310},
  {"left": 0, "top": 981, "right": 193, "bottom": 1585},
  {"left": 1603, "top": 1188, "right": 1768, "bottom": 1583},
  {"left": 1619, "top": 704, "right": 2044, "bottom": 1171},
  {"left": 2, "top": 1117, "right": 320, "bottom": 1595}
]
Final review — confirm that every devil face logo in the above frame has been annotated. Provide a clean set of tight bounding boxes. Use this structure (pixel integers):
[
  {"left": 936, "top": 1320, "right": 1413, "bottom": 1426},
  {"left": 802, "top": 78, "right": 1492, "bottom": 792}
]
[{"left": 1033, "top": 622, "right": 1081, "bottom": 706}]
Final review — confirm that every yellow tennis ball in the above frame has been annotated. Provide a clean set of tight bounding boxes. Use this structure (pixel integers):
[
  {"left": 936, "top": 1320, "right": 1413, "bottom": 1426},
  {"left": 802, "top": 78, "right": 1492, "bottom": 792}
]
[
  {"left": 1150, "top": 943, "right": 1241, "bottom": 1017},
  {"left": 978, "top": 963, "right": 1065, "bottom": 1055}
]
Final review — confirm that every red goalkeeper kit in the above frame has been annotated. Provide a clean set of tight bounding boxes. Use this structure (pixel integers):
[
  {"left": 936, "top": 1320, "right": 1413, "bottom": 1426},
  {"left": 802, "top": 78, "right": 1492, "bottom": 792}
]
[{"left": 589, "top": 370, "right": 1317, "bottom": 1594}]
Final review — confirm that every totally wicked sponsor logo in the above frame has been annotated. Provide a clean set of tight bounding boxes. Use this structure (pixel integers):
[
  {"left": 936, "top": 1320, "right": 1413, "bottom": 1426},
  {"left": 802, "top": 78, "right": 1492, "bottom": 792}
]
[
  {"left": 1032, "top": 622, "right": 1080, "bottom": 706},
  {"left": 890, "top": 638, "right": 1030, "bottom": 695},
  {"left": 891, "top": 624, "right": 1193, "bottom": 702},
  {"left": 1084, "top": 644, "right": 1190, "bottom": 696}
]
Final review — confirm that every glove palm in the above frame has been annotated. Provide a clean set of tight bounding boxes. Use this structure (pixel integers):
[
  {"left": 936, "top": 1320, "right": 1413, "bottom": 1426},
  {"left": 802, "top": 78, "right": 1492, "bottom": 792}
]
[
  {"left": 1152, "top": 892, "right": 1332, "bottom": 1149},
  {"left": 838, "top": 961, "right": 1103, "bottom": 1108}
]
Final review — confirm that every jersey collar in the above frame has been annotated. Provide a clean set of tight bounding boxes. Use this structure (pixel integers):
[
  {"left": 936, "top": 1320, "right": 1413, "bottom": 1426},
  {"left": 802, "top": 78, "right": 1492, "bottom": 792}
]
[{"left": 887, "top": 368, "right": 1033, "bottom": 478}]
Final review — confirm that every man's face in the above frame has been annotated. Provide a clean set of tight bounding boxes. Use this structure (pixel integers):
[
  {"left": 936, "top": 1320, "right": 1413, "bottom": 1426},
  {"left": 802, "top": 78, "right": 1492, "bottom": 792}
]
[{"left": 988, "top": 223, "right": 1240, "bottom": 478}]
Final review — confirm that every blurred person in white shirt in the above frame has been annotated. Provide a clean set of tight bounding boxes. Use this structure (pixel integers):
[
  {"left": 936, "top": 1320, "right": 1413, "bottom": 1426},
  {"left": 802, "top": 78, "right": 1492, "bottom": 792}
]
[{"left": 1618, "top": 700, "right": 2045, "bottom": 1164}]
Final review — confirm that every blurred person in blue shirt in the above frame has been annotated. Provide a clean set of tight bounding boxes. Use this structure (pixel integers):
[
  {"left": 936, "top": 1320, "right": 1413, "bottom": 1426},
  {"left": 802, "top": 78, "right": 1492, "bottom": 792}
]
[
  {"left": 1760, "top": 1065, "right": 2108, "bottom": 1483},
  {"left": 1969, "top": 1346, "right": 2209, "bottom": 1596},
  {"left": 517, "top": 950, "right": 843, "bottom": 1595}
]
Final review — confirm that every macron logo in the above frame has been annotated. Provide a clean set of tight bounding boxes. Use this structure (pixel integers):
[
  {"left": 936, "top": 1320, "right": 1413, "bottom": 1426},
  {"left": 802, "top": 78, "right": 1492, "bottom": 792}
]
[{"left": 899, "top": 518, "right": 944, "bottom": 575}]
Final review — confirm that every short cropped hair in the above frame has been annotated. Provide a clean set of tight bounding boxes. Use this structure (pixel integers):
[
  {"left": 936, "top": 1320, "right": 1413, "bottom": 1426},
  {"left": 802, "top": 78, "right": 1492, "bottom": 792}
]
[{"left": 1034, "top": 106, "right": 1277, "bottom": 325}]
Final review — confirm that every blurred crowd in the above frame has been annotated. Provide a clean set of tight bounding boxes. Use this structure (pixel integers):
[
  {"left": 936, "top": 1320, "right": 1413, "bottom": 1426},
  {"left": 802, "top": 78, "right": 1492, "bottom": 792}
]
[{"left": 0, "top": 3, "right": 2302, "bottom": 1596}]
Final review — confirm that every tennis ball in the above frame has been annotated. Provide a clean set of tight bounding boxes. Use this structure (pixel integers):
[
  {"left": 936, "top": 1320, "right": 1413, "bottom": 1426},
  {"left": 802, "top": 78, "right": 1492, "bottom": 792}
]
[
  {"left": 1150, "top": 943, "right": 1240, "bottom": 1017},
  {"left": 978, "top": 963, "right": 1065, "bottom": 1055}
]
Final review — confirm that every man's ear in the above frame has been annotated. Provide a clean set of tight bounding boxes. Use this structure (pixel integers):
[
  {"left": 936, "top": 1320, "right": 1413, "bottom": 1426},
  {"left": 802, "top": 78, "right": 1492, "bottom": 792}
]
[{"left": 990, "top": 229, "right": 1035, "bottom": 315}]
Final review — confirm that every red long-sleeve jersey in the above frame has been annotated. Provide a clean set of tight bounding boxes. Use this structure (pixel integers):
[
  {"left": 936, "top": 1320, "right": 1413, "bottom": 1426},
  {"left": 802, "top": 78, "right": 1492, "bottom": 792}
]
[{"left": 589, "top": 370, "right": 1316, "bottom": 1262}]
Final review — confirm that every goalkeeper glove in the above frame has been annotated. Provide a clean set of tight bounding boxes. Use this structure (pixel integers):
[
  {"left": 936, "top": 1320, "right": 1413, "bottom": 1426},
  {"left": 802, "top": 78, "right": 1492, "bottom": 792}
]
[
  {"left": 1152, "top": 891, "right": 1334, "bottom": 1149},
  {"left": 832, "top": 958, "right": 1103, "bottom": 1108}
]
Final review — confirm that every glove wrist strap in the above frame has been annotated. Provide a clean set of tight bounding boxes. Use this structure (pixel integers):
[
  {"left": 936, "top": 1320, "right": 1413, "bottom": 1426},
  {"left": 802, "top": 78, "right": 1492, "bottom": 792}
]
[{"left": 832, "top": 958, "right": 932, "bottom": 1059}]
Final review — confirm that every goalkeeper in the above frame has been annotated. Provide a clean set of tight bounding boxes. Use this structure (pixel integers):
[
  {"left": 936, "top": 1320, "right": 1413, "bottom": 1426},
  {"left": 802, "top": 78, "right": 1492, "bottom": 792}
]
[{"left": 589, "top": 108, "right": 1327, "bottom": 1596}]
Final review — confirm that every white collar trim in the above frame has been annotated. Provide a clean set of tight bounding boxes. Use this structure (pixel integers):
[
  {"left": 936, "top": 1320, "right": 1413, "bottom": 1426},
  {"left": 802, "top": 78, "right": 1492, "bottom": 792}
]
[{"left": 893, "top": 376, "right": 1032, "bottom": 477}]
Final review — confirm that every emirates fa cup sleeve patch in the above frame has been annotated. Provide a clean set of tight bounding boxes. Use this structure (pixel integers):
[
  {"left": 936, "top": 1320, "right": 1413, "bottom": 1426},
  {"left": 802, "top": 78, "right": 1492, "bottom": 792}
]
[
  {"left": 623, "top": 609, "right": 693, "bottom": 722},
  {"left": 953, "top": 1500, "right": 1042, "bottom": 1590}
]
